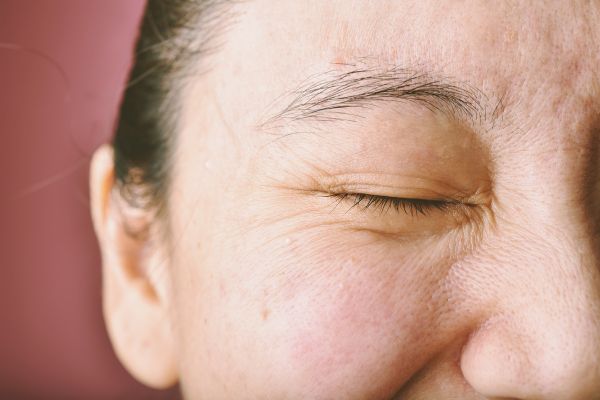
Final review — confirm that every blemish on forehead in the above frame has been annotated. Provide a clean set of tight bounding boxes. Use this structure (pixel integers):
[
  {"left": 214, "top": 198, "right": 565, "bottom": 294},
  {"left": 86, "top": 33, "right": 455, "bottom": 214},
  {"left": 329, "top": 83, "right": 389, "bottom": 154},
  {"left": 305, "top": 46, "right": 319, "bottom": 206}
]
[{"left": 331, "top": 54, "right": 349, "bottom": 67}]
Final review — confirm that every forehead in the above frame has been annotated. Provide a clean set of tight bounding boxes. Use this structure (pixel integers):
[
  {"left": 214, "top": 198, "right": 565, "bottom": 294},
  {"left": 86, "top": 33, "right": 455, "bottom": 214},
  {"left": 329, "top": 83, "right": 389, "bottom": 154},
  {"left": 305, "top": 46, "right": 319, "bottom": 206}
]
[
  {"left": 184, "top": 0, "right": 600, "bottom": 168},
  {"left": 209, "top": 0, "right": 600, "bottom": 131}
]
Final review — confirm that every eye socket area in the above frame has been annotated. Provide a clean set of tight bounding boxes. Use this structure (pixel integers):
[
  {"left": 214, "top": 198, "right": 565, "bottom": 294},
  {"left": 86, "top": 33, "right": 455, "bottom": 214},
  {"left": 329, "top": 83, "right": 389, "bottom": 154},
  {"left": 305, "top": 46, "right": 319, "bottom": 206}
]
[
  {"left": 319, "top": 189, "right": 485, "bottom": 237},
  {"left": 305, "top": 173, "right": 490, "bottom": 235}
]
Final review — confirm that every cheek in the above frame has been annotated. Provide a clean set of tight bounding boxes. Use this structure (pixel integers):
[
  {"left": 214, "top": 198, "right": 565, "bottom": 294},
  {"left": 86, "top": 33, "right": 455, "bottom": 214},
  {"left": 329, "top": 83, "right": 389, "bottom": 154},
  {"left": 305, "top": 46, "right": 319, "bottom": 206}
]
[
  {"left": 231, "top": 231, "right": 457, "bottom": 396},
  {"left": 288, "top": 269, "right": 439, "bottom": 392},
  {"left": 172, "top": 211, "right": 463, "bottom": 398}
]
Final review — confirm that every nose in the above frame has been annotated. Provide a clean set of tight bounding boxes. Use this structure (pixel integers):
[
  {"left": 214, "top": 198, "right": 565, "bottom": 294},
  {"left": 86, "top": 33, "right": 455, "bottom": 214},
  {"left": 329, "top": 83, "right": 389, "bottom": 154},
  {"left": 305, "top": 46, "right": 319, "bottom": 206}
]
[{"left": 459, "top": 213, "right": 600, "bottom": 399}]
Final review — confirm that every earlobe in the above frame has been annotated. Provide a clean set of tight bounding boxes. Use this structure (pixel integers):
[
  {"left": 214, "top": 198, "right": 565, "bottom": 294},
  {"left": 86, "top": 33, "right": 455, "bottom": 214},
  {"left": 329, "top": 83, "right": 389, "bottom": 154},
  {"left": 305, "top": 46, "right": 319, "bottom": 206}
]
[{"left": 89, "top": 144, "right": 178, "bottom": 389}]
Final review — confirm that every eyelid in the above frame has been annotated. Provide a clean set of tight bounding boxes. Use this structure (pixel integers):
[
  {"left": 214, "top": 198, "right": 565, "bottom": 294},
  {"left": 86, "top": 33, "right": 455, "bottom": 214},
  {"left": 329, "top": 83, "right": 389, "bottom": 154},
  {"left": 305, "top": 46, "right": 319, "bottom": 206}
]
[
  {"left": 327, "top": 192, "right": 463, "bottom": 217},
  {"left": 320, "top": 173, "right": 475, "bottom": 202}
]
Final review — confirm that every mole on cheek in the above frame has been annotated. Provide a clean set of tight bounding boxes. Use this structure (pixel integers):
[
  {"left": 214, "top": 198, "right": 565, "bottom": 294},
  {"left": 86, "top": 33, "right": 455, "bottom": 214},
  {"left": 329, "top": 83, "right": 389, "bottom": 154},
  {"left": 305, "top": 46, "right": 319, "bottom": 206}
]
[
  {"left": 260, "top": 287, "right": 273, "bottom": 322},
  {"left": 261, "top": 307, "right": 271, "bottom": 321}
]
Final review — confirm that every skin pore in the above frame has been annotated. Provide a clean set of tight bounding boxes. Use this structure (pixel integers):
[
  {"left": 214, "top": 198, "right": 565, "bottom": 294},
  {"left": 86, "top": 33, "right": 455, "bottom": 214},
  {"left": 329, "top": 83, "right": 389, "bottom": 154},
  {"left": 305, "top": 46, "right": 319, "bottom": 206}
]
[{"left": 91, "top": 1, "right": 600, "bottom": 399}]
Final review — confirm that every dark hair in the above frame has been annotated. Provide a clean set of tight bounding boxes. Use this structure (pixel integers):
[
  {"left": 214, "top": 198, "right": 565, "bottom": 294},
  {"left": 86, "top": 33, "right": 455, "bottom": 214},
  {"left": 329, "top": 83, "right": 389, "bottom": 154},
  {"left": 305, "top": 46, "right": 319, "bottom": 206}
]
[{"left": 112, "top": 0, "right": 234, "bottom": 221}]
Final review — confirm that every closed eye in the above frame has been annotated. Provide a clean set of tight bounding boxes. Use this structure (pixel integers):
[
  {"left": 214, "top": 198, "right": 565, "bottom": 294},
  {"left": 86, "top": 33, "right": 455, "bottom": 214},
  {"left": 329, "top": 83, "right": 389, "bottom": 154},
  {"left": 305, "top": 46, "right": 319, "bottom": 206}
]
[{"left": 326, "top": 192, "right": 460, "bottom": 217}]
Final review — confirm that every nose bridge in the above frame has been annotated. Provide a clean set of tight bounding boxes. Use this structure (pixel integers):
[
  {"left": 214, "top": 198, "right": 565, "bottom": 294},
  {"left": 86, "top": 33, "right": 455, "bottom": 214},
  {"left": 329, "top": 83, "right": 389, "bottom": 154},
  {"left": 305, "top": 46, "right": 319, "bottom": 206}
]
[
  {"left": 521, "top": 222, "right": 600, "bottom": 384},
  {"left": 509, "top": 146, "right": 600, "bottom": 318},
  {"left": 502, "top": 207, "right": 600, "bottom": 347},
  {"left": 489, "top": 125, "right": 600, "bottom": 322},
  {"left": 460, "top": 194, "right": 600, "bottom": 399}
]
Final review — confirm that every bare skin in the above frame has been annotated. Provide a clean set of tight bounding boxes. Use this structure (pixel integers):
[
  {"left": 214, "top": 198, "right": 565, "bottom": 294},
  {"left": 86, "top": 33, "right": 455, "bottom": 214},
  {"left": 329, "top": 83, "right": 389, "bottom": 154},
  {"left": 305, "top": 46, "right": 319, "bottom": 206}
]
[{"left": 91, "top": 1, "right": 600, "bottom": 399}]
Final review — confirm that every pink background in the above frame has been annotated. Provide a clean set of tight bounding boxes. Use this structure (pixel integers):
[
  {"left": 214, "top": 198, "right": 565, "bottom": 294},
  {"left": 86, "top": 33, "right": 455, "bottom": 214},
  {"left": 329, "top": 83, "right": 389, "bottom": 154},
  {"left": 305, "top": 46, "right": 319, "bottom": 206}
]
[{"left": 0, "top": 1, "right": 180, "bottom": 399}]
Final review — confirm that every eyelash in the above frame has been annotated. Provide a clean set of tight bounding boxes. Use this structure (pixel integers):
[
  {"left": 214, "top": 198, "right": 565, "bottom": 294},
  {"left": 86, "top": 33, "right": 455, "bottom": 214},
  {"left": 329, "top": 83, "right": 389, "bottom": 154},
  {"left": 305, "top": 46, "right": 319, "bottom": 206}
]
[{"left": 327, "top": 192, "right": 458, "bottom": 216}]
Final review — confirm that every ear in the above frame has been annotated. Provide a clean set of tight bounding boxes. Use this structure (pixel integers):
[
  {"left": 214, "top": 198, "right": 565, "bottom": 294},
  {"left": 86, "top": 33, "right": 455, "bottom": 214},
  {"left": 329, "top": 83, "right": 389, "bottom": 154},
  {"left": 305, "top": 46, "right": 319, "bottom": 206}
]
[{"left": 89, "top": 144, "right": 178, "bottom": 389}]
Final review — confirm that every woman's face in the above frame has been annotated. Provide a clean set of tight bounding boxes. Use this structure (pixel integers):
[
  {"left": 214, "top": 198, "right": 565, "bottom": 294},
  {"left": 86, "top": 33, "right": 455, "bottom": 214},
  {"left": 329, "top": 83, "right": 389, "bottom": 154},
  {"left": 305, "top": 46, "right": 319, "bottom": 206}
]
[{"left": 92, "top": 1, "right": 600, "bottom": 399}]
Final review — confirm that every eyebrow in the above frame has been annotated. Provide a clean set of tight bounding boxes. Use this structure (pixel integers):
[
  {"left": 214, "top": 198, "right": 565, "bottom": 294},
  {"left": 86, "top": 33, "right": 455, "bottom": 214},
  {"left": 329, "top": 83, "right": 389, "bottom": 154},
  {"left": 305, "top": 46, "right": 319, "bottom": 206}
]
[{"left": 259, "top": 63, "right": 503, "bottom": 130}]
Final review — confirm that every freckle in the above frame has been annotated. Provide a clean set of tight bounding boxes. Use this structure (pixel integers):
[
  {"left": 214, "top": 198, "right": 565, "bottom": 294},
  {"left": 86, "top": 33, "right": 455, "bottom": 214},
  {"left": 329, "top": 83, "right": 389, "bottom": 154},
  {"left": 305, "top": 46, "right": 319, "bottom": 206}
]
[{"left": 261, "top": 307, "right": 270, "bottom": 321}]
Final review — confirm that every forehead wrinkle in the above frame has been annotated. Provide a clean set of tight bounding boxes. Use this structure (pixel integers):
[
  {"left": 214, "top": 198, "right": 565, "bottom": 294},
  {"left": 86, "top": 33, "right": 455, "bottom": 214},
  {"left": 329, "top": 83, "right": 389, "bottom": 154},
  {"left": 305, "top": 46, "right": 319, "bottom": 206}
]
[{"left": 257, "top": 61, "right": 503, "bottom": 134}]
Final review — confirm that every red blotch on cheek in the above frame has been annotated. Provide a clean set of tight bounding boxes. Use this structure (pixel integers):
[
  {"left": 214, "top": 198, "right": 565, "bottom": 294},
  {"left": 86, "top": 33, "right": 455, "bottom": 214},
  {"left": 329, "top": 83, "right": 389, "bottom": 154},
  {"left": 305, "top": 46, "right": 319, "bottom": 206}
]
[{"left": 282, "top": 256, "right": 443, "bottom": 396}]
